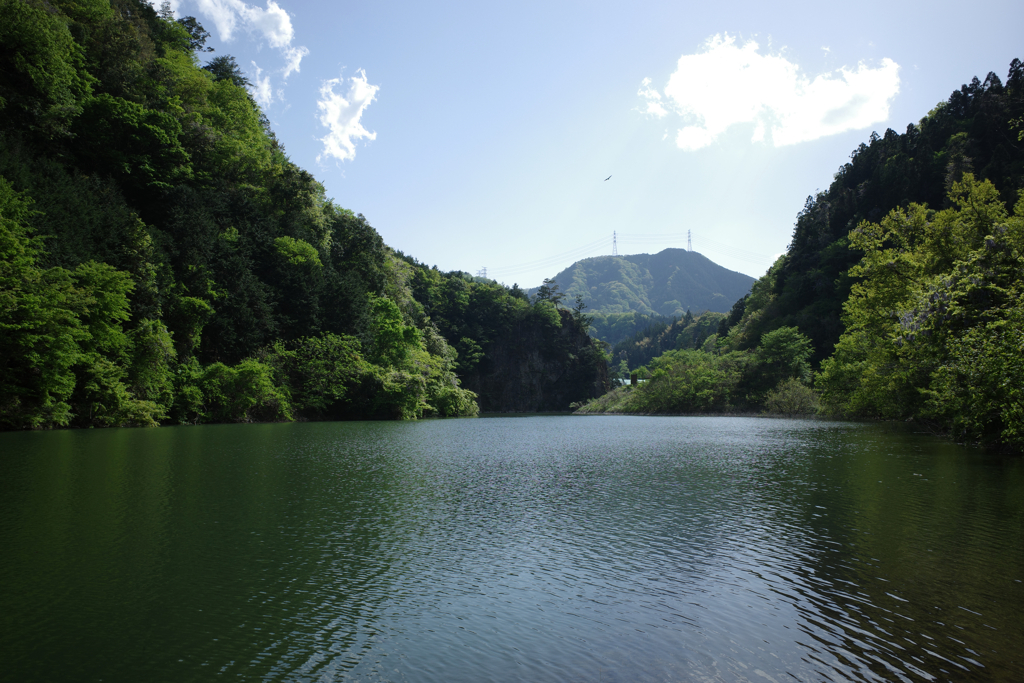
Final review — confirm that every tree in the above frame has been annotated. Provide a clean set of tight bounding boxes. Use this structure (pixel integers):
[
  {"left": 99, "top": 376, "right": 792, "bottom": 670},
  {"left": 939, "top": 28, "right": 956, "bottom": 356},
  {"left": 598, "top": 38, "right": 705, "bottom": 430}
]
[
  {"left": 367, "top": 295, "right": 421, "bottom": 368},
  {"left": 176, "top": 16, "right": 214, "bottom": 53},
  {"left": 534, "top": 277, "right": 565, "bottom": 306},
  {"left": 615, "top": 359, "right": 629, "bottom": 381},
  {"left": 202, "top": 55, "right": 251, "bottom": 88},
  {"left": 571, "top": 294, "right": 593, "bottom": 332},
  {"left": 818, "top": 175, "right": 1024, "bottom": 445},
  {"left": 0, "top": 179, "right": 83, "bottom": 428},
  {"left": 757, "top": 326, "right": 813, "bottom": 384},
  {"left": 0, "top": 0, "right": 93, "bottom": 139}
]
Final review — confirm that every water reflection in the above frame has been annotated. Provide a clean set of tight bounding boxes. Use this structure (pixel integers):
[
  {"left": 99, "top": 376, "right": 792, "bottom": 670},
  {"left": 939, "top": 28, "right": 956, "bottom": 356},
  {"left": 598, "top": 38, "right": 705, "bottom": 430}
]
[{"left": 0, "top": 417, "right": 1021, "bottom": 681}]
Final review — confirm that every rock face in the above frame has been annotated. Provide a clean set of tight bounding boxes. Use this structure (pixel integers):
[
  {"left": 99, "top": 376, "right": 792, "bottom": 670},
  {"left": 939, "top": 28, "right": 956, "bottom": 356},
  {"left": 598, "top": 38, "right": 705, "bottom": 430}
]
[{"left": 463, "top": 308, "right": 609, "bottom": 412}]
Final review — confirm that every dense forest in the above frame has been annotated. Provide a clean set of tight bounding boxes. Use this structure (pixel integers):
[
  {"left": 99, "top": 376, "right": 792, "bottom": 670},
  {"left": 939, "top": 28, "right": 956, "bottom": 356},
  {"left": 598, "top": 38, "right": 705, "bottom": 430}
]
[
  {"left": 581, "top": 59, "right": 1024, "bottom": 450},
  {"left": 0, "top": 0, "right": 607, "bottom": 429},
  {"left": 719, "top": 63, "right": 1024, "bottom": 364},
  {"left": 606, "top": 309, "right": 725, "bottom": 377},
  {"left": 391, "top": 252, "right": 609, "bottom": 411}
]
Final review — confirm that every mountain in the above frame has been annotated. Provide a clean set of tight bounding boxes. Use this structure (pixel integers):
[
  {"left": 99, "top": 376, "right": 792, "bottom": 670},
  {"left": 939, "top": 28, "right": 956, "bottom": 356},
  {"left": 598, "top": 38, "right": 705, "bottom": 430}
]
[{"left": 532, "top": 248, "right": 755, "bottom": 317}]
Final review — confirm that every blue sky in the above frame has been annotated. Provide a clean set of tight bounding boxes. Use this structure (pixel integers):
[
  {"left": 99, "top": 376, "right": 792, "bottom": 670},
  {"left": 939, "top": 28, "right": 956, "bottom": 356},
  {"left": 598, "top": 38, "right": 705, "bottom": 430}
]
[{"left": 161, "top": 0, "right": 1022, "bottom": 285}]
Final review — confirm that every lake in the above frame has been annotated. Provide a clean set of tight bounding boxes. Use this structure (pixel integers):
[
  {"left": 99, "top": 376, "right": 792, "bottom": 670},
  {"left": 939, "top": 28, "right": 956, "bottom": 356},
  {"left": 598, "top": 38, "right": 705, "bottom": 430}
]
[{"left": 1, "top": 416, "right": 1022, "bottom": 682}]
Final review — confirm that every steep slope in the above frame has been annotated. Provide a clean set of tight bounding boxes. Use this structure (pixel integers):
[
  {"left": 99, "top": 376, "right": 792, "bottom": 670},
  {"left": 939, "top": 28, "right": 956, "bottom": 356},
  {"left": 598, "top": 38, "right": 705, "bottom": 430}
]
[
  {"left": 719, "top": 59, "right": 1024, "bottom": 364},
  {"left": 0, "top": 0, "right": 607, "bottom": 427},
  {"left": 533, "top": 249, "right": 755, "bottom": 317},
  {"left": 395, "top": 254, "right": 612, "bottom": 412}
]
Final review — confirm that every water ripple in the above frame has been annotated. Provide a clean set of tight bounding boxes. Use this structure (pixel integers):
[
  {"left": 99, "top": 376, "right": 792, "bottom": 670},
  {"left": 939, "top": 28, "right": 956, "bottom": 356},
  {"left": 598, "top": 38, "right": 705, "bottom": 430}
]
[{"left": 0, "top": 417, "right": 1022, "bottom": 681}]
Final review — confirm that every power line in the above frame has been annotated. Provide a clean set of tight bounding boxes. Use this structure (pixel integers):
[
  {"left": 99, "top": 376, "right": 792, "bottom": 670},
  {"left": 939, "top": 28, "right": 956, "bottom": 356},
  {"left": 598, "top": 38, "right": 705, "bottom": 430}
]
[
  {"left": 696, "top": 235, "right": 778, "bottom": 265},
  {"left": 487, "top": 235, "right": 612, "bottom": 277},
  {"left": 484, "top": 230, "right": 778, "bottom": 282},
  {"left": 617, "top": 230, "right": 775, "bottom": 264},
  {"left": 490, "top": 242, "right": 610, "bottom": 276}
]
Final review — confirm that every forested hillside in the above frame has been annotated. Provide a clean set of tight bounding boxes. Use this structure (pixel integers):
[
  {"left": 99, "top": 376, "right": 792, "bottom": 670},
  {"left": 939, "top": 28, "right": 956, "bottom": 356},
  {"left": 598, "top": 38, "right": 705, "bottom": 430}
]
[
  {"left": 607, "top": 309, "right": 725, "bottom": 378},
  {"left": 393, "top": 252, "right": 609, "bottom": 411},
  {"left": 0, "top": 0, "right": 607, "bottom": 428},
  {"left": 581, "top": 60, "right": 1024, "bottom": 450},
  {"left": 718, "top": 61, "right": 1024, "bottom": 364},
  {"left": 531, "top": 248, "right": 753, "bottom": 342}
]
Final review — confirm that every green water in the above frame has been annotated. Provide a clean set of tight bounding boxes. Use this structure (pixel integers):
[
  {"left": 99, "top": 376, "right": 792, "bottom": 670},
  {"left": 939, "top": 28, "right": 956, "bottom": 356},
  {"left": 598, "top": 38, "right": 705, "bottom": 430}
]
[{"left": 1, "top": 416, "right": 1022, "bottom": 682}]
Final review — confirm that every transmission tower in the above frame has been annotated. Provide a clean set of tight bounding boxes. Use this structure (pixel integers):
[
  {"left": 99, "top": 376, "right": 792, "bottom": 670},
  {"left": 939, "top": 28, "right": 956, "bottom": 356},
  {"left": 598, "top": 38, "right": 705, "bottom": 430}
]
[
  {"left": 612, "top": 231, "right": 618, "bottom": 256},
  {"left": 687, "top": 229, "right": 692, "bottom": 252},
  {"left": 476, "top": 267, "right": 487, "bottom": 279}
]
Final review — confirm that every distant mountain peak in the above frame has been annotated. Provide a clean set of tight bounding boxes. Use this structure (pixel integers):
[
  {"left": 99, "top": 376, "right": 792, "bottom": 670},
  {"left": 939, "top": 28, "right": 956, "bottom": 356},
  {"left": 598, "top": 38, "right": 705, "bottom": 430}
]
[{"left": 529, "top": 248, "right": 754, "bottom": 317}]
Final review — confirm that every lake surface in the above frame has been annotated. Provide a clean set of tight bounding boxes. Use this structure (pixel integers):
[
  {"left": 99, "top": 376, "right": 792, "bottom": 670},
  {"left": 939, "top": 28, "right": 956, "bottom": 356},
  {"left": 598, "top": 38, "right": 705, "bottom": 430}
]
[{"left": 1, "top": 416, "right": 1022, "bottom": 682}]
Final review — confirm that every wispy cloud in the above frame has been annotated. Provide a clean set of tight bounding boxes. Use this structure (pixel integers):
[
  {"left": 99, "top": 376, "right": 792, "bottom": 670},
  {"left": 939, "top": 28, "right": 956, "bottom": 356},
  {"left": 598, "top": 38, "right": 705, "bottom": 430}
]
[
  {"left": 637, "top": 78, "right": 667, "bottom": 118},
  {"left": 282, "top": 45, "right": 309, "bottom": 79},
  {"left": 639, "top": 34, "right": 900, "bottom": 151},
  {"left": 317, "top": 70, "right": 379, "bottom": 163},
  {"left": 193, "top": 0, "right": 293, "bottom": 46},
  {"left": 251, "top": 61, "right": 272, "bottom": 107}
]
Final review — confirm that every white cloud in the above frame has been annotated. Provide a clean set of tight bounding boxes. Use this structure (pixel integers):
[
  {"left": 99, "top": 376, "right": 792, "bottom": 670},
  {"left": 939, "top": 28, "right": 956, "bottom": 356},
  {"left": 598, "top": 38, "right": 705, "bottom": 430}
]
[
  {"left": 317, "top": 70, "right": 379, "bottom": 163},
  {"left": 251, "top": 61, "right": 272, "bottom": 107},
  {"left": 193, "top": 0, "right": 293, "bottom": 45},
  {"left": 637, "top": 77, "right": 667, "bottom": 118},
  {"left": 281, "top": 45, "right": 309, "bottom": 80},
  {"left": 642, "top": 34, "right": 900, "bottom": 151},
  {"left": 192, "top": 0, "right": 243, "bottom": 40},
  {"left": 244, "top": 0, "right": 293, "bottom": 47},
  {"left": 186, "top": 0, "right": 308, "bottom": 104}
]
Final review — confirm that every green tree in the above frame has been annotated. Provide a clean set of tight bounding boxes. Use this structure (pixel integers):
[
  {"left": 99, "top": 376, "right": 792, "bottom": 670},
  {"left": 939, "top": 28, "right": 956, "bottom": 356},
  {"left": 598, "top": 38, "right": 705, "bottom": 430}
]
[
  {"left": 196, "top": 359, "right": 292, "bottom": 423},
  {"left": 368, "top": 295, "right": 422, "bottom": 368},
  {"left": 615, "top": 359, "right": 629, "bottom": 381},
  {"left": 625, "top": 349, "right": 752, "bottom": 413},
  {"left": 126, "top": 318, "right": 176, "bottom": 409},
  {"left": 571, "top": 293, "right": 593, "bottom": 332},
  {"left": 818, "top": 176, "right": 1024, "bottom": 448},
  {"left": 756, "top": 326, "right": 813, "bottom": 385},
  {"left": 0, "top": 179, "right": 83, "bottom": 428},
  {"left": 0, "top": 0, "right": 94, "bottom": 138},
  {"left": 74, "top": 93, "right": 193, "bottom": 193},
  {"left": 264, "top": 333, "right": 367, "bottom": 419},
  {"left": 534, "top": 277, "right": 565, "bottom": 306},
  {"left": 202, "top": 55, "right": 251, "bottom": 88},
  {"left": 175, "top": 16, "right": 214, "bottom": 53}
]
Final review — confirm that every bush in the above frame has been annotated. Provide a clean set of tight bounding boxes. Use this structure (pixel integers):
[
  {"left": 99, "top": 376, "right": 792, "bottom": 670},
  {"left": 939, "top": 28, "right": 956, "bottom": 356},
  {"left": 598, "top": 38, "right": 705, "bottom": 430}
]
[
  {"left": 763, "top": 378, "right": 819, "bottom": 415},
  {"left": 264, "top": 333, "right": 367, "bottom": 419},
  {"left": 624, "top": 350, "right": 751, "bottom": 413},
  {"left": 172, "top": 359, "right": 292, "bottom": 424},
  {"left": 926, "top": 309, "right": 1024, "bottom": 448},
  {"left": 429, "top": 384, "right": 480, "bottom": 417}
]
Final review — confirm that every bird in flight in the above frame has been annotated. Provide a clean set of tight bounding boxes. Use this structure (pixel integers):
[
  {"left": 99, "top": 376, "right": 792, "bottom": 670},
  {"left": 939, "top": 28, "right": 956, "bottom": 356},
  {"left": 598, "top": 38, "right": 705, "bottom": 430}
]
[{"left": 604, "top": 175, "right": 612, "bottom": 181}]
